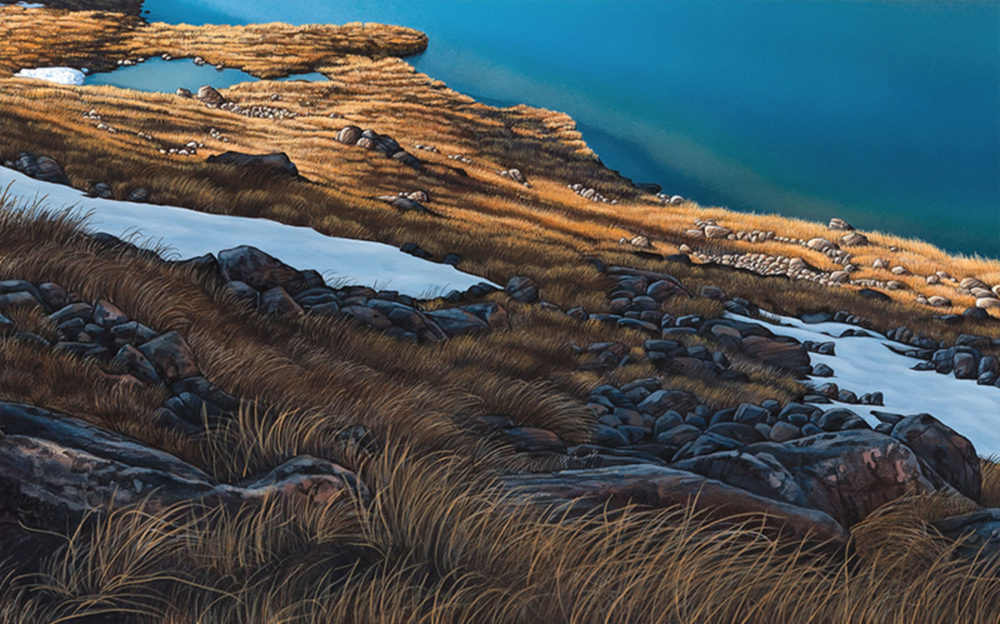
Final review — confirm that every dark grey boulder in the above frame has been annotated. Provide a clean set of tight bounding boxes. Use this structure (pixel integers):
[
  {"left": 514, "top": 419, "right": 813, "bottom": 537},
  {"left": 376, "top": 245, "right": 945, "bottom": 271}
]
[
  {"left": 206, "top": 151, "right": 300, "bottom": 177},
  {"left": 126, "top": 187, "right": 149, "bottom": 203},
  {"left": 505, "top": 276, "right": 539, "bottom": 303},
  {"left": 425, "top": 307, "right": 489, "bottom": 337},
  {"left": 891, "top": 413, "right": 980, "bottom": 502},
  {"left": 138, "top": 331, "right": 200, "bottom": 384},
  {"left": 740, "top": 430, "right": 936, "bottom": 526},
  {"left": 218, "top": 246, "right": 311, "bottom": 295}
]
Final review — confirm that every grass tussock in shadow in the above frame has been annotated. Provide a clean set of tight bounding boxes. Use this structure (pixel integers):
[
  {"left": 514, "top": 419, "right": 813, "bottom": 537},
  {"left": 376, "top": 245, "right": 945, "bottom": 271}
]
[{"left": 5, "top": 451, "right": 1000, "bottom": 623}]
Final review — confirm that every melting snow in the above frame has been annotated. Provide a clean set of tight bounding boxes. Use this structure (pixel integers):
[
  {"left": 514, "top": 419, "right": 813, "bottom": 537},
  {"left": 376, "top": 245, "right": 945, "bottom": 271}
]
[
  {"left": 13, "top": 67, "right": 85, "bottom": 85},
  {"left": 728, "top": 311, "right": 1000, "bottom": 456},
  {"left": 0, "top": 167, "right": 494, "bottom": 297}
]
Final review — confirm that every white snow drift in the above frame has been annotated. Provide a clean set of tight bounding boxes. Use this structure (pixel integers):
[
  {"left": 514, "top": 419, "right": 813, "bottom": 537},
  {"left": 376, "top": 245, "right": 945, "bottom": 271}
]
[
  {"left": 13, "top": 67, "right": 86, "bottom": 85},
  {"left": 0, "top": 167, "right": 494, "bottom": 297},
  {"left": 729, "top": 311, "right": 1000, "bottom": 456}
]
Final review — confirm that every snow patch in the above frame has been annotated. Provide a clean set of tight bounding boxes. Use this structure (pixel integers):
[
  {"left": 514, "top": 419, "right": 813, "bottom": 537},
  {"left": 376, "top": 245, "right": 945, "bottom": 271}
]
[
  {"left": 13, "top": 67, "right": 85, "bottom": 85},
  {"left": 15, "top": 2, "right": 46, "bottom": 8},
  {"left": 728, "top": 311, "right": 1000, "bottom": 456},
  {"left": 0, "top": 167, "right": 494, "bottom": 297}
]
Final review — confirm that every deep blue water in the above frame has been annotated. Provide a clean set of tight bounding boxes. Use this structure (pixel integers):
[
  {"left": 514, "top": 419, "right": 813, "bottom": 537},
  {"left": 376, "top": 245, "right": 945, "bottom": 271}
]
[
  {"left": 142, "top": 0, "right": 1000, "bottom": 257},
  {"left": 86, "top": 57, "right": 327, "bottom": 91}
]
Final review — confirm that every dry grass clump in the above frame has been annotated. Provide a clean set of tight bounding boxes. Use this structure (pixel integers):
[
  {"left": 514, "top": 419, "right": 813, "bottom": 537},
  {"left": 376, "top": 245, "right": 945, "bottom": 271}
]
[
  {"left": 0, "top": 6, "right": 426, "bottom": 76},
  {"left": 4, "top": 450, "right": 1000, "bottom": 623}
]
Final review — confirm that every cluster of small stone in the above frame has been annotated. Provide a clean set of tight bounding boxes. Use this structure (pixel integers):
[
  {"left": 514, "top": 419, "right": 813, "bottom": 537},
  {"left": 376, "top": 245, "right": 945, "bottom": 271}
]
[
  {"left": 568, "top": 182, "right": 616, "bottom": 204},
  {"left": 0, "top": 278, "right": 235, "bottom": 436},
  {"left": 333, "top": 125, "right": 422, "bottom": 169}
]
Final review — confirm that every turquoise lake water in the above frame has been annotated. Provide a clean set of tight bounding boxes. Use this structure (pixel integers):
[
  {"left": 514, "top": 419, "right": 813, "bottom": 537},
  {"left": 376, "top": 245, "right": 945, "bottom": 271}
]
[
  {"left": 86, "top": 58, "right": 328, "bottom": 91},
  {"left": 141, "top": 0, "right": 999, "bottom": 257}
]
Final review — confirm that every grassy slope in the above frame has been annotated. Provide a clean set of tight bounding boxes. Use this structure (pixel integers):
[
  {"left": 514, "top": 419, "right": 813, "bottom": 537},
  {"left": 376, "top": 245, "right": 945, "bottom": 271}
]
[{"left": 0, "top": 5, "right": 999, "bottom": 623}]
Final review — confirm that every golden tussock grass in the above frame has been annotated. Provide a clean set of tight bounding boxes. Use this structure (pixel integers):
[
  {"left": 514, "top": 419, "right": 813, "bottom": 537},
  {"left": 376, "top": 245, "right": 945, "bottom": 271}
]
[
  {"left": 5, "top": 451, "right": 1000, "bottom": 623},
  {"left": 0, "top": 6, "right": 998, "bottom": 622}
]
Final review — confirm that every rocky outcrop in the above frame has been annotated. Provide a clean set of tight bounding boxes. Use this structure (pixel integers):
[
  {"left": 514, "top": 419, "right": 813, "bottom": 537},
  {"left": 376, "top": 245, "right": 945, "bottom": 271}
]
[
  {"left": 0, "top": 402, "right": 364, "bottom": 524},
  {"left": 216, "top": 246, "right": 506, "bottom": 342},
  {"left": 500, "top": 464, "right": 850, "bottom": 545},
  {"left": 685, "top": 431, "right": 937, "bottom": 527}
]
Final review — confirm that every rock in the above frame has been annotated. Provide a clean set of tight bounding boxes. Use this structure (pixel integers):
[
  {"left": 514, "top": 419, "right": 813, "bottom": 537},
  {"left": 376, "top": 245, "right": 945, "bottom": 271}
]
[
  {"left": 0, "top": 402, "right": 364, "bottom": 523},
  {"left": 399, "top": 243, "right": 432, "bottom": 259},
  {"left": 828, "top": 218, "right": 854, "bottom": 231},
  {"left": 673, "top": 451, "right": 811, "bottom": 509},
  {"left": 740, "top": 430, "right": 935, "bottom": 526},
  {"left": 669, "top": 195, "right": 685, "bottom": 205},
  {"left": 704, "top": 225, "right": 732, "bottom": 239},
  {"left": 806, "top": 238, "right": 837, "bottom": 253},
  {"left": 175, "top": 87, "right": 192, "bottom": 97},
  {"left": 953, "top": 352, "right": 978, "bottom": 379},
  {"left": 769, "top": 421, "right": 801, "bottom": 443},
  {"left": 367, "top": 300, "right": 447, "bottom": 342},
  {"left": 260, "top": 287, "right": 304, "bottom": 316},
  {"left": 14, "top": 153, "right": 70, "bottom": 186},
  {"left": 741, "top": 336, "right": 810, "bottom": 375},
  {"left": 240, "top": 455, "right": 368, "bottom": 505},
  {"left": 637, "top": 389, "right": 699, "bottom": 417},
  {"left": 629, "top": 235, "right": 651, "bottom": 249},
  {"left": 975, "top": 297, "right": 1000, "bottom": 310},
  {"left": 927, "top": 295, "right": 952, "bottom": 307},
  {"left": 890, "top": 413, "right": 980, "bottom": 502},
  {"left": 829, "top": 271, "right": 850, "bottom": 284},
  {"left": 220, "top": 281, "right": 258, "bottom": 308},
  {"left": 840, "top": 232, "right": 867, "bottom": 246},
  {"left": 815, "top": 408, "right": 868, "bottom": 431},
  {"left": 0, "top": 290, "right": 42, "bottom": 311},
  {"left": 93, "top": 299, "right": 129, "bottom": 328},
  {"left": 500, "top": 464, "right": 849, "bottom": 545},
  {"left": 935, "top": 509, "right": 1000, "bottom": 564},
  {"left": 392, "top": 151, "right": 424, "bottom": 169},
  {"left": 196, "top": 85, "right": 225, "bottom": 107},
  {"left": 733, "top": 403, "right": 769, "bottom": 426},
  {"left": 656, "top": 424, "right": 702, "bottom": 447},
  {"left": 379, "top": 195, "right": 429, "bottom": 213},
  {"left": 334, "top": 125, "right": 363, "bottom": 145},
  {"left": 592, "top": 424, "right": 629, "bottom": 447},
  {"left": 84, "top": 181, "right": 113, "bottom": 199},
  {"left": 635, "top": 182, "right": 662, "bottom": 194},
  {"left": 111, "top": 344, "right": 162, "bottom": 386},
  {"left": 699, "top": 285, "right": 726, "bottom": 300},
  {"left": 218, "top": 246, "right": 312, "bottom": 295},
  {"left": 505, "top": 276, "right": 539, "bottom": 303},
  {"left": 425, "top": 308, "right": 489, "bottom": 337},
  {"left": 812, "top": 363, "right": 834, "bottom": 377},
  {"left": 858, "top": 288, "right": 891, "bottom": 301},
  {"left": 340, "top": 305, "right": 392, "bottom": 330},
  {"left": 505, "top": 168, "right": 526, "bottom": 184},
  {"left": 206, "top": 151, "right": 300, "bottom": 177},
  {"left": 0, "top": 402, "right": 210, "bottom": 484},
  {"left": 138, "top": 331, "right": 200, "bottom": 384},
  {"left": 462, "top": 302, "right": 510, "bottom": 330},
  {"left": 126, "top": 187, "right": 149, "bottom": 203}
]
